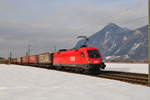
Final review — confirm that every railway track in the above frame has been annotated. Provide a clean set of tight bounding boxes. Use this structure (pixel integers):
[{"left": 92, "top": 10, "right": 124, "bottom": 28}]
[
  {"left": 51, "top": 68, "right": 148, "bottom": 86},
  {"left": 48, "top": 67, "right": 148, "bottom": 86},
  {"left": 14, "top": 64, "right": 149, "bottom": 86},
  {"left": 94, "top": 71, "right": 148, "bottom": 86}
]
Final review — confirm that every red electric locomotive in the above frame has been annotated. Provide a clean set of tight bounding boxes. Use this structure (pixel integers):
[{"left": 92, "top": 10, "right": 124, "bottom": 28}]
[
  {"left": 11, "top": 46, "right": 106, "bottom": 73},
  {"left": 53, "top": 47, "right": 106, "bottom": 73}
]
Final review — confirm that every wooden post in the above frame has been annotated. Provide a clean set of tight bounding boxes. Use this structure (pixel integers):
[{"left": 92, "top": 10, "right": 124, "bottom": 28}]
[{"left": 148, "top": 0, "right": 150, "bottom": 87}]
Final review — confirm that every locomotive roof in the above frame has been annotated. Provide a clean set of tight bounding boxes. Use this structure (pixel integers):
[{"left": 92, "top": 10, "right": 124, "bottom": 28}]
[{"left": 57, "top": 47, "right": 98, "bottom": 53}]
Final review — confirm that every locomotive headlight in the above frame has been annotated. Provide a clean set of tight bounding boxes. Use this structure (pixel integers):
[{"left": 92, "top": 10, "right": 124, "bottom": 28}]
[{"left": 88, "top": 60, "right": 91, "bottom": 63}]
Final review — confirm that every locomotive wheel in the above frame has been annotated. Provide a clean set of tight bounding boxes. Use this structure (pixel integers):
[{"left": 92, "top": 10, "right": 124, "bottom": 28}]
[
  {"left": 83, "top": 69, "right": 89, "bottom": 74},
  {"left": 56, "top": 66, "right": 63, "bottom": 70}
]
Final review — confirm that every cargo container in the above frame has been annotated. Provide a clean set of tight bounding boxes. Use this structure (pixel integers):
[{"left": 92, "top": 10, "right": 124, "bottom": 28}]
[
  {"left": 28, "top": 55, "right": 38, "bottom": 64},
  {"left": 22, "top": 56, "right": 28, "bottom": 63},
  {"left": 12, "top": 58, "right": 17, "bottom": 64},
  {"left": 38, "top": 52, "right": 53, "bottom": 65},
  {"left": 17, "top": 58, "right": 21, "bottom": 63}
]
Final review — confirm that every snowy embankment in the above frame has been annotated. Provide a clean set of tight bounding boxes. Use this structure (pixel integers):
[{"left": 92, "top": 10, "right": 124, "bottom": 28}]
[
  {"left": 0, "top": 64, "right": 150, "bottom": 100},
  {"left": 105, "top": 63, "right": 148, "bottom": 74}
]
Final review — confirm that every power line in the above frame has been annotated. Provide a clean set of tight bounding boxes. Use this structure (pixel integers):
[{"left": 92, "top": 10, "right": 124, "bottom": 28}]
[
  {"left": 107, "top": 4, "right": 148, "bottom": 26},
  {"left": 122, "top": 16, "right": 148, "bottom": 25}
]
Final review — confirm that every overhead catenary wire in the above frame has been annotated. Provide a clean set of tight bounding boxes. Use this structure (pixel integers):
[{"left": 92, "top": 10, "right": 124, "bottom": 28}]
[
  {"left": 106, "top": 3, "right": 148, "bottom": 27},
  {"left": 121, "top": 16, "right": 148, "bottom": 26}
]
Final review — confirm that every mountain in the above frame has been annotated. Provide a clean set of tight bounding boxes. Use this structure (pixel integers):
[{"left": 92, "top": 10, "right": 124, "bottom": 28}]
[{"left": 75, "top": 23, "right": 148, "bottom": 62}]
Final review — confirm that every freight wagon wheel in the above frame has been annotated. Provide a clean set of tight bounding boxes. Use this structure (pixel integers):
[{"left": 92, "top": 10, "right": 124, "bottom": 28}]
[
  {"left": 74, "top": 68, "right": 80, "bottom": 73},
  {"left": 83, "top": 69, "right": 89, "bottom": 74},
  {"left": 56, "top": 66, "right": 63, "bottom": 70}
]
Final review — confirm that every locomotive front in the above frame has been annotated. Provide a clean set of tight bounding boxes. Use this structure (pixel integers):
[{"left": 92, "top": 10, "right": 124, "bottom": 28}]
[
  {"left": 53, "top": 47, "right": 106, "bottom": 73},
  {"left": 82, "top": 47, "right": 106, "bottom": 72}
]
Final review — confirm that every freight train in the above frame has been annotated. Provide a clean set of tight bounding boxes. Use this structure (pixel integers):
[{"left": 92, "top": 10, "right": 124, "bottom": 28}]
[{"left": 11, "top": 47, "right": 106, "bottom": 73}]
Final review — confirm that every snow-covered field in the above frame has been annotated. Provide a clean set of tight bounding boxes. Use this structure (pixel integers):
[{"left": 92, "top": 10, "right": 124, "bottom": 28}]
[
  {"left": 105, "top": 63, "right": 148, "bottom": 74},
  {"left": 0, "top": 64, "right": 150, "bottom": 100}
]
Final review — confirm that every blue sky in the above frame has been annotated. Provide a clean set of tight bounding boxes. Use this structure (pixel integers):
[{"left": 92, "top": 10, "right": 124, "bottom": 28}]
[{"left": 0, "top": 0, "right": 148, "bottom": 58}]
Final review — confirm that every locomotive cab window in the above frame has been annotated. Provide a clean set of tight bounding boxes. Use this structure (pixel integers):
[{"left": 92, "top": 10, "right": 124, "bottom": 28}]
[
  {"left": 87, "top": 50, "right": 100, "bottom": 58},
  {"left": 80, "top": 52, "right": 85, "bottom": 57}
]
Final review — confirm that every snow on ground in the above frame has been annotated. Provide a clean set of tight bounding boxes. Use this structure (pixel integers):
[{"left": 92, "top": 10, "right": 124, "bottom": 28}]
[
  {"left": 105, "top": 63, "right": 148, "bottom": 74},
  {"left": 0, "top": 64, "right": 150, "bottom": 100}
]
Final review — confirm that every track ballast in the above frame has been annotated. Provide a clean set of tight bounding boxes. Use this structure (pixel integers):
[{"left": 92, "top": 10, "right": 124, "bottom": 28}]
[{"left": 94, "top": 71, "right": 148, "bottom": 86}]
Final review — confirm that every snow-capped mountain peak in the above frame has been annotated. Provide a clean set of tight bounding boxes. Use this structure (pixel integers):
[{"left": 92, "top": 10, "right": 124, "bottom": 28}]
[{"left": 75, "top": 23, "right": 148, "bottom": 62}]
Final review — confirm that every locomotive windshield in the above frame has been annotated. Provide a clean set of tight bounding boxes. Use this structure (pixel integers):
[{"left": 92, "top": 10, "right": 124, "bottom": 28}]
[{"left": 87, "top": 50, "right": 100, "bottom": 58}]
